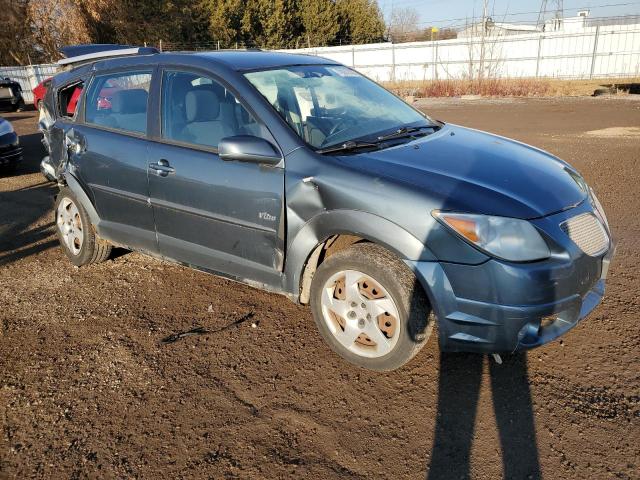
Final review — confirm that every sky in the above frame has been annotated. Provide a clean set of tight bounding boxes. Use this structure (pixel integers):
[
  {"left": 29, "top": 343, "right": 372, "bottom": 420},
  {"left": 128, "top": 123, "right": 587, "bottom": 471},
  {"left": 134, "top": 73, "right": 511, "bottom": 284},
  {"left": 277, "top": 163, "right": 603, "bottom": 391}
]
[{"left": 378, "top": 0, "right": 640, "bottom": 29}]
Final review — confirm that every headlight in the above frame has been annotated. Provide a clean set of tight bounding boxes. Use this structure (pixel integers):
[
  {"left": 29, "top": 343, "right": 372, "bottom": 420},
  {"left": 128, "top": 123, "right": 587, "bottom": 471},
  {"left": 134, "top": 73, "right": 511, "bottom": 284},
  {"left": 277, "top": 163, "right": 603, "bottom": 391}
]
[
  {"left": 432, "top": 211, "right": 551, "bottom": 262},
  {"left": 0, "top": 120, "right": 14, "bottom": 136},
  {"left": 589, "top": 187, "right": 609, "bottom": 229}
]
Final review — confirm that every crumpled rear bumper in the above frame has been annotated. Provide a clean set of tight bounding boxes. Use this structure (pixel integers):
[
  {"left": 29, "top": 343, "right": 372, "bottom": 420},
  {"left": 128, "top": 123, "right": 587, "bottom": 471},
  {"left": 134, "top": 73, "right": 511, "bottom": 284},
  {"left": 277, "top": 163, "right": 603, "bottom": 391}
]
[
  {"left": 407, "top": 240, "right": 615, "bottom": 354},
  {"left": 40, "top": 155, "right": 56, "bottom": 181}
]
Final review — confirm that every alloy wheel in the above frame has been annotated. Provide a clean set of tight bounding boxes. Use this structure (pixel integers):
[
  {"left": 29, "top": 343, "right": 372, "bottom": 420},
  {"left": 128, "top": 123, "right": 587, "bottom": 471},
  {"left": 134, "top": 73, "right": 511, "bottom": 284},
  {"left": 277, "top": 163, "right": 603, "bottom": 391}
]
[
  {"left": 57, "top": 197, "right": 84, "bottom": 256},
  {"left": 320, "top": 269, "right": 400, "bottom": 358}
]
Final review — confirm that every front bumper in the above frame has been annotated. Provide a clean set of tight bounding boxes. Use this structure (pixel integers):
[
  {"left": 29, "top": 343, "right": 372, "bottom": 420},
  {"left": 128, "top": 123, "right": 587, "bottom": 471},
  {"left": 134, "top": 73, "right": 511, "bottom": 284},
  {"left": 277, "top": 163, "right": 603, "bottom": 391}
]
[
  {"left": 0, "top": 98, "right": 19, "bottom": 110},
  {"left": 0, "top": 133, "right": 22, "bottom": 166},
  {"left": 408, "top": 204, "right": 615, "bottom": 353}
]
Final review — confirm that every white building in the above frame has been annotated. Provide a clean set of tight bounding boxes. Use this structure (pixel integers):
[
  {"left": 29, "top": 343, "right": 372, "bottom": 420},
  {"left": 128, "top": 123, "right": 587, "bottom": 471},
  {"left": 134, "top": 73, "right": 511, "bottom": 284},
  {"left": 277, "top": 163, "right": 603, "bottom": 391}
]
[
  {"left": 544, "top": 10, "right": 590, "bottom": 32},
  {"left": 458, "top": 11, "right": 593, "bottom": 38},
  {"left": 458, "top": 19, "right": 540, "bottom": 38}
]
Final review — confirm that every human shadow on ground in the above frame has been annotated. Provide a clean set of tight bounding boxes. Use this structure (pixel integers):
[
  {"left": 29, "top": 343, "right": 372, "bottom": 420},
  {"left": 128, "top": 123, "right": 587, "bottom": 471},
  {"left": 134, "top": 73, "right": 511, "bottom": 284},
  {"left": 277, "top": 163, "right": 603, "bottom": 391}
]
[{"left": 427, "top": 352, "right": 541, "bottom": 480}]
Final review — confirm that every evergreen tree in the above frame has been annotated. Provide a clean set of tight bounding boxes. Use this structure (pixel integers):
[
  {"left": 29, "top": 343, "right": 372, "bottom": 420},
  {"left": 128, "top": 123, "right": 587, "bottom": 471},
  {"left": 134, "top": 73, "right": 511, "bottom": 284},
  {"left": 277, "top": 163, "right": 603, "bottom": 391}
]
[
  {"left": 299, "top": 0, "right": 339, "bottom": 47},
  {"left": 336, "top": 0, "right": 385, "bottom": 44},
  {"left": 0, "top": 0, "right": 388, "bottom": 64}
]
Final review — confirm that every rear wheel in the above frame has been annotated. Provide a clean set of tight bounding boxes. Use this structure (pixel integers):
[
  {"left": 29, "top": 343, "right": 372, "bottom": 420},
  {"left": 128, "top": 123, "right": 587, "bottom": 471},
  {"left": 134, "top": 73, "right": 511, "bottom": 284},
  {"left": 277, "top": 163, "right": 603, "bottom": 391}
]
[
  {"left": 310, "top": 243, "right": 433, "bottom": 371},
  {"left": 55, "top": 187, "right": 111, "bottom": 266}
]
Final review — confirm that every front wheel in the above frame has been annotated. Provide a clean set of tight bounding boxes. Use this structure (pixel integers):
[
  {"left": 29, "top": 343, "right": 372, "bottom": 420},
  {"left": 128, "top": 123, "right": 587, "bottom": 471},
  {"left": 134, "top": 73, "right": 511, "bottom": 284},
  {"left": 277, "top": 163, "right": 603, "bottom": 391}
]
[
  {"left": 55, "top": 187, "right": 112, "bottom": 266},
  {"left": 310, "top": 243, "right": 433, "bottom": 371}
]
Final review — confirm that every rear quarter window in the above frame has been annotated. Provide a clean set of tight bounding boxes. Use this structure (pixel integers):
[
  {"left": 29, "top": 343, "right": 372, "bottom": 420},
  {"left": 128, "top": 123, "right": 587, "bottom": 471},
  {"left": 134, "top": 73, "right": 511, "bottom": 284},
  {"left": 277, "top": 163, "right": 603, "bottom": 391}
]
[{"left": 58, "top": 81, "right": 84, "bottom": 119}]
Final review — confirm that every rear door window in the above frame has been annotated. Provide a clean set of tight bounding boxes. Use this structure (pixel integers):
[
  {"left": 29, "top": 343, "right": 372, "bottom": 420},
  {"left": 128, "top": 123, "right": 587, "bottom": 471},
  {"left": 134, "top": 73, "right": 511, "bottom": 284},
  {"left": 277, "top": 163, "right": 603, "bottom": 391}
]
[{"left": 85, "top": 71, "right": 152, "bottom": 135}]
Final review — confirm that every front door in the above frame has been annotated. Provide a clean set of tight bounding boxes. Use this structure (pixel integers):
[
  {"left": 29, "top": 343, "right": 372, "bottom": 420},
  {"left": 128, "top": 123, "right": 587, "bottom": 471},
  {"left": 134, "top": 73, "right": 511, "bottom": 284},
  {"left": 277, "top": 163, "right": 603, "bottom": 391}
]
[{"left": 147, "top": 70, "right": 285, "bottom": 284}]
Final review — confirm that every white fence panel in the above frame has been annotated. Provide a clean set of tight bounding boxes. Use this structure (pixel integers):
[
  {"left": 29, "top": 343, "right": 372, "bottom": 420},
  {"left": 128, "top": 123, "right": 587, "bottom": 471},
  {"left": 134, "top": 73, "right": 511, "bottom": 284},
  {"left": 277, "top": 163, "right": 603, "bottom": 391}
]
[
  {"left": 0, "top": 64, "right": 58, "bottom": 103},
  {"left": 288, "top": 22, "right": 640, "bottom": 81},
  {"left": 1, "top": 23, "right": 639, "bottom": 101}
]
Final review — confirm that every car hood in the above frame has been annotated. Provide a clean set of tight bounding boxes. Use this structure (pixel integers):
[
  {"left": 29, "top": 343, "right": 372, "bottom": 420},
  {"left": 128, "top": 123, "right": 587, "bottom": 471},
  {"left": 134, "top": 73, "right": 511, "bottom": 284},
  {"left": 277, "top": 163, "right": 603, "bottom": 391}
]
[{"left": 345, "top": 124, "right": 587, "bottom": 219}]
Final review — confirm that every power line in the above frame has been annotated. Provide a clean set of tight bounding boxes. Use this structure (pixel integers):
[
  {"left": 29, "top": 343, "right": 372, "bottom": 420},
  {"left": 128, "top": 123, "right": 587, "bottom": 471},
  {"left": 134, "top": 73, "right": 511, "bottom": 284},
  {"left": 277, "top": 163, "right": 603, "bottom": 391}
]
[{"left": 388, "top": 1, "right": 640, "bottom": 28}]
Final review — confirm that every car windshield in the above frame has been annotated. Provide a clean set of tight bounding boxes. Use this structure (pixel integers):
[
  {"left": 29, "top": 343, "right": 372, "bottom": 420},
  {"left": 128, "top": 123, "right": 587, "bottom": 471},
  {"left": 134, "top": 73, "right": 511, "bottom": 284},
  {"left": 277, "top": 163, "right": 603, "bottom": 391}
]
[{"left": 244, "top": 65, "right": 434, "bottom": 150}]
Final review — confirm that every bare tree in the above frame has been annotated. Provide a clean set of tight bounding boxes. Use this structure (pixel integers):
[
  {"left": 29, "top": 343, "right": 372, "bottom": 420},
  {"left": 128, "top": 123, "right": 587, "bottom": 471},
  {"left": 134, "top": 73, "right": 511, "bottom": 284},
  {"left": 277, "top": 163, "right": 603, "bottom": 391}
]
[
  {"left": 388, "top": 6, "right": 420, "bottom": 43},
  {"left": 0, "top": 0, "right": 31, "bottom": 64},
  {"left": 28, "top": 0, "right": 91, "bottom": 62}
]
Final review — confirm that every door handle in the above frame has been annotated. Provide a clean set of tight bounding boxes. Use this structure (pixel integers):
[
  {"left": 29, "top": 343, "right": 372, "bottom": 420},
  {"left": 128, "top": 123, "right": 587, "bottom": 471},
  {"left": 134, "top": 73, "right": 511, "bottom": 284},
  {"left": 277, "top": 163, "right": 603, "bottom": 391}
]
[{"left": 149, "top": 159, "right": 175, "bottom": 177}]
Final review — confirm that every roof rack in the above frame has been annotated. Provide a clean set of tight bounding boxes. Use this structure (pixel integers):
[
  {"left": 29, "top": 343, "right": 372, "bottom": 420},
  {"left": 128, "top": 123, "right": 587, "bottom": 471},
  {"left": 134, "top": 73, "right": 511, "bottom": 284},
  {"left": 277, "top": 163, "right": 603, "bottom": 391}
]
[{"left": 57, "top": 44, "right": 159, "bottom": 66}]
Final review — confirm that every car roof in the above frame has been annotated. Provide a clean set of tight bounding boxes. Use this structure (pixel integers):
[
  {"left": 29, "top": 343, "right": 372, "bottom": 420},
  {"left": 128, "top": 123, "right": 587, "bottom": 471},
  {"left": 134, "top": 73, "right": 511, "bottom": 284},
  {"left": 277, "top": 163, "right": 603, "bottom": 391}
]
[
  {"left": 51, "top": 50, "right": 342, "bottom": 87},
  {"left": 83, "top": 50, "right": 339, "bottom": 73},
  {"left": 188, "top": 51, "right": 339, "bottom": 71}
]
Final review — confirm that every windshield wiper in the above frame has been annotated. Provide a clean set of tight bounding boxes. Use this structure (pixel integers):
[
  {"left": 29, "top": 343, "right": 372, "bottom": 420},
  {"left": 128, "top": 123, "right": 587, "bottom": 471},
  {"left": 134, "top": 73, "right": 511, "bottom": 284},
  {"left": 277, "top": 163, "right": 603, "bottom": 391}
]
[
  {"left": 316, "top": 140, "right": 380, "bottom": 154},
  {"left": 376, "top": 125, "right": 436, "bottom": 142}
]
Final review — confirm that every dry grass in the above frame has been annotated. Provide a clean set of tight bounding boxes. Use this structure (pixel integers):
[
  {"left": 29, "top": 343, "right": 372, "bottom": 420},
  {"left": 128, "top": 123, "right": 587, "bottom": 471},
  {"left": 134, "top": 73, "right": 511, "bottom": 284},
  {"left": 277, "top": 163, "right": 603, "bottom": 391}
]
[{"left": 386, "top": 77, "right": 639, "bottom": 98}]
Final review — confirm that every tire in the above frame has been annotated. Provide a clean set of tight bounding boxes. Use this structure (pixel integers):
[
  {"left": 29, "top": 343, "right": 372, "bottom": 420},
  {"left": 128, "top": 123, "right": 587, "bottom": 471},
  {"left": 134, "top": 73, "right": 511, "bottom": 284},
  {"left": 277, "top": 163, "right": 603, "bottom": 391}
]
[
  {"left": 593, "top": 87, "right": 613, "bottom": 97},
  {"left": 55, "top": 187, "right": 111, "bottom": 266},
  {"left": 2, "top": 162, "right": 18, "bottom": 174},
  {"left": 310, "top": 243, "right": 433, "bottom": 371}
]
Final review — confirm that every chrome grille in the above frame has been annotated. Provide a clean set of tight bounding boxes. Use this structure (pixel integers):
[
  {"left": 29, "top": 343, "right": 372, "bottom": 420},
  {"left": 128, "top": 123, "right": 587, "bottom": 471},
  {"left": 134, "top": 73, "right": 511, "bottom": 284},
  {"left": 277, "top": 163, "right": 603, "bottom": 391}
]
[{"left": 561, "top": 213, "right": 609, "bottom": 256}]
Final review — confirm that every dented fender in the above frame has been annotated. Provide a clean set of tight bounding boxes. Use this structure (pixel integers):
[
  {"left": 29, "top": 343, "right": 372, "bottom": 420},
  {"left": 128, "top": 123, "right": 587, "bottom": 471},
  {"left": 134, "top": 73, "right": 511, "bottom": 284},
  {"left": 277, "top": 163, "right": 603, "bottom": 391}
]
[
  {"left": 63, "top": 173, "right": 101, "bottom": 226},
  {"left": 283, "top": 209, "right": 436, "bottom": 297}
]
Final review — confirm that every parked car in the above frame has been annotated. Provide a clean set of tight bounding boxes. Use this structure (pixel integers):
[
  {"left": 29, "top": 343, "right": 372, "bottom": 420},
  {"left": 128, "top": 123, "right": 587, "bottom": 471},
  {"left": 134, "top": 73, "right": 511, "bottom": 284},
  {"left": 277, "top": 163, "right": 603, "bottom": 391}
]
[
  {"left": 0, "top": 78, "right": 25, "bottom": 112},
  {"left": 0, "top": 116, "right": 23, "bottom": 171},
  {"left": 33, "top": 77, "right": 52, "bottom": 110},
  {"left": 34, "top": 77, "right": 81, "bottom": 116},
  {"left": 41, "top": 45, "right": 614, "bottom": 371}
]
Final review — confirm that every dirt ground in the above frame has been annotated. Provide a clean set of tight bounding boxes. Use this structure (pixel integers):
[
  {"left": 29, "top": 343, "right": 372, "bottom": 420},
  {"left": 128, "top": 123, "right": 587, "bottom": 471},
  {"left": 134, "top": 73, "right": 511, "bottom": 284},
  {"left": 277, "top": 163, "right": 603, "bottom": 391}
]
[{"left": 0, "top": 97, "right": 638, "bottom": 479}]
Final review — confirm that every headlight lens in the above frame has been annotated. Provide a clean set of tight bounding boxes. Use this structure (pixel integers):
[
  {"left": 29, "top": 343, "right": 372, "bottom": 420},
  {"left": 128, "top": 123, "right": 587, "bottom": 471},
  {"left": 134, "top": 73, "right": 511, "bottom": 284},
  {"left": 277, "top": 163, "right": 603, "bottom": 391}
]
[
  {"left": 589, "top": 187, "right": 609, "bottom": 229},
  {"left": 433, "top": 211, "right": 551, "bottom": 262},
  {"left": 0, "top": 120, "right": 14, "bottom": 136}
]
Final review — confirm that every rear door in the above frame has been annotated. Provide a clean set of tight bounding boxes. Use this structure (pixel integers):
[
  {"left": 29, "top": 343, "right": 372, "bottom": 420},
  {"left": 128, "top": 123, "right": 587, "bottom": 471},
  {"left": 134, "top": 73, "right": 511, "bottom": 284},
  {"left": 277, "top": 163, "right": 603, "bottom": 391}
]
[
  {"left": 70, "top": 69, "right": 157, "bottom": 253},
  {"left": 147, "top": 68, "right": 285, "bottom": 284}
]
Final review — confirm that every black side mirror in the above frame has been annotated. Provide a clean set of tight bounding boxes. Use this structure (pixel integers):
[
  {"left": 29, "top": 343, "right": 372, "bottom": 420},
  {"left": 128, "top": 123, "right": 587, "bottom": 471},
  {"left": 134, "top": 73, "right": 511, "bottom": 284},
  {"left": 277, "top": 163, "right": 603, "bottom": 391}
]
[{"left": 218, "top": 135, "right": 281, "bottom": 165}]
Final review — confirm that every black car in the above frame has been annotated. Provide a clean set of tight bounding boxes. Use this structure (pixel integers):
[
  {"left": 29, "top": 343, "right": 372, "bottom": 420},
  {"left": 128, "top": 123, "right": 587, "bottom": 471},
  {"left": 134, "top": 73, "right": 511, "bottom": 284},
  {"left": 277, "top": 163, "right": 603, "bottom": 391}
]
[
  {"left": 41, "top": 45, "right": 614, "bottom": 371},
  {"left": 0, "top": 116, "right": 22, "bottom": 171},
  {"left": 0, "top": 78, "right": 25, "bottom": 112}
]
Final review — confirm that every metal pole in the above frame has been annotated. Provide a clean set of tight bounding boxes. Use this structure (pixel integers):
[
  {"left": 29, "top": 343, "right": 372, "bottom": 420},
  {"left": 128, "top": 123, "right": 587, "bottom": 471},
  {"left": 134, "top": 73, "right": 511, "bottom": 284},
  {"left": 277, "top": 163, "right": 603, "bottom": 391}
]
[
  {"left": 479, "top": 0, "right": 488, "bottom": 79},
  {"left": 433, "top": 42, "right": 437, "bottom": 80},
  {"left": 352, "top": 46, "right": 355, "bottom": 67},
  {"left": 535, "top": 34, "right": 543, "bottom": 78},
  {"left": 589, "top": 25, "right": 600, "bottom": 79},
  {"left": 391, "top": 43, "right": 396, "bottom": 82}
]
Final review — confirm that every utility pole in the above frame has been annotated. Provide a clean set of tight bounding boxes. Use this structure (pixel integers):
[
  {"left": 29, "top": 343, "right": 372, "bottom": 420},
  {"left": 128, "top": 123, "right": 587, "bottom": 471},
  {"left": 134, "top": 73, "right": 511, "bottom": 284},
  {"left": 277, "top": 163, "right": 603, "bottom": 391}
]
[{"left": 538, "top": 0, "right": 564, "bottom": 30}]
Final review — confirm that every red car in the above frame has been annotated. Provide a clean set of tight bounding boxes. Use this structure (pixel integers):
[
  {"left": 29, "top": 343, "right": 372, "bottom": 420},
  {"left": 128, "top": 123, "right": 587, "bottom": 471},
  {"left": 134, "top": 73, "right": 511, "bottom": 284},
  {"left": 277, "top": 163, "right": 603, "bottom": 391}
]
[
  {"left": 32, "top": 77, "right": 51, "bottom": 110},
  {"left": 34, "top": 77, "right": 118, "bottom": 113},
  {"left": 96, "top": 86, "right": 120, "bottom": 110},
  {"left": 34, "top": 78, "right": 84, "bottom": 116}
]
